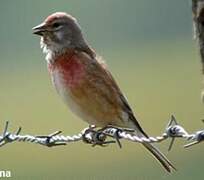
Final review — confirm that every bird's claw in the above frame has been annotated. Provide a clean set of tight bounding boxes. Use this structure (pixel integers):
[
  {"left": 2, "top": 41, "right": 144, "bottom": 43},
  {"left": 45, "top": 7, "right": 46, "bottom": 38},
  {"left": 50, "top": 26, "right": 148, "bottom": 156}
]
[{"left": 82, "top": 126, "right": 116, "bottom": 147}]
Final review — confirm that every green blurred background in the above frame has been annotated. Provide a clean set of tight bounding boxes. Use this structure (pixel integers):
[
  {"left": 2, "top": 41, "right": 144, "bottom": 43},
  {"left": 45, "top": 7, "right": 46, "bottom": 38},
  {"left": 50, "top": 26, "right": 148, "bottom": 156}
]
[{"left": 0, "top": 0, "right": 203, "bottom": 179}]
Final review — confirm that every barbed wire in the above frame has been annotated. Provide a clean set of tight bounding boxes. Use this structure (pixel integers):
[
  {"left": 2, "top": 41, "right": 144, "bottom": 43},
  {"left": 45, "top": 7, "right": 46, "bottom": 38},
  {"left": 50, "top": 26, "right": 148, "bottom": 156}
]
[
  {"left": 0, "top": 1, "right": 202, "bottom": 152},
  {"left": 0, "top": 115, "right": 204, "bottom": 150}
]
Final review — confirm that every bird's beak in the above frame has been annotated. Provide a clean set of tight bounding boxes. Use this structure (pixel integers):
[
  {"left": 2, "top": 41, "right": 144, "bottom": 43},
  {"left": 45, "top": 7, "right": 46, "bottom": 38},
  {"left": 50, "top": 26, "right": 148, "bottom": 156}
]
[{"left": 32, "top": 22, "right": 47, "bottom": 36}]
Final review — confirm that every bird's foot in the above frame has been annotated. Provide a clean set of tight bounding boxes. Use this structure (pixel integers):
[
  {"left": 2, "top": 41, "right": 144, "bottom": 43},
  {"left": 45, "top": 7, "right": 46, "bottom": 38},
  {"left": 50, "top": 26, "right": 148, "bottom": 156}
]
[
  {"left": 97, "top": 125, "right": 135, "bottom": 148},
  {"left": 82, "top": 125, "right": 135, "bottom": 148},
  {"left": 82, "top": 125, "right": 116, "bottom": 147}
]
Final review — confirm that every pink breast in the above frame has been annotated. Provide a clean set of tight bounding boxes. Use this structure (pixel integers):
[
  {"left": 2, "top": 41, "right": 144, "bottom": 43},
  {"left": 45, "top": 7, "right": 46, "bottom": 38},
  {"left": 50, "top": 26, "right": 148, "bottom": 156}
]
[{"left": 48, "top": 53, "right": 84, "bottom": 88}]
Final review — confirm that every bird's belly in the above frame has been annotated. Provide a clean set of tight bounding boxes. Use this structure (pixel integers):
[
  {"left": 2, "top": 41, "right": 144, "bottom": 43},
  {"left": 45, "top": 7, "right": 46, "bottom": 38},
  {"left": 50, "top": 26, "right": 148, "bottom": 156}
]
[{"left": 51, "top": 70, "right": 109, "bottom": 126}]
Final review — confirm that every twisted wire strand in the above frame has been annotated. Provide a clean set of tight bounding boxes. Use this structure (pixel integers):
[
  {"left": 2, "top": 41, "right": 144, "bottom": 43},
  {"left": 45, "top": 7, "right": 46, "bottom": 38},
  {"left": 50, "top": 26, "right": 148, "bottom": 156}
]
[{"left": 0, "top": 115, "right": 203, "bottom": 149}]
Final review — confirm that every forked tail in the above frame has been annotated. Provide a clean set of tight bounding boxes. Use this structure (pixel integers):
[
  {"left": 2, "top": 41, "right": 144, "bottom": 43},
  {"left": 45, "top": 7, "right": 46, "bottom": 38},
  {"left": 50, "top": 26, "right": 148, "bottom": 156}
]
[{"left": 142, "top": 142, "right": 176, "bottom": 173}]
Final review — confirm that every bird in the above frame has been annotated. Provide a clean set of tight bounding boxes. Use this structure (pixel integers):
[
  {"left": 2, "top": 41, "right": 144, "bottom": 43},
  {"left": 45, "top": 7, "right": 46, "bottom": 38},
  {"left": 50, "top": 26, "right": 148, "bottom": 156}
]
[{"left": 32, "top": 12, "right": 175, "bottom": 172}]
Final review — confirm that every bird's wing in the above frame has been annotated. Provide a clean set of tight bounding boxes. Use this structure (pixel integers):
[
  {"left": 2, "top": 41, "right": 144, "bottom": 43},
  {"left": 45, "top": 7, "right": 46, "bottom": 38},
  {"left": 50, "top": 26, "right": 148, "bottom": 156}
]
[
  {"left": 77, "top": 50, "right": 147, "bottom": 136},
  {"left": 104, "top": 65, "right": 148, "bottom": 137}
]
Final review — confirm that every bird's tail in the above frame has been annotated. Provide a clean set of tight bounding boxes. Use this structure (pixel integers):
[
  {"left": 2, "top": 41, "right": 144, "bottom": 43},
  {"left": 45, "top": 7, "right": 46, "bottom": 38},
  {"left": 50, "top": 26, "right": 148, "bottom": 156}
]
[
  {"left": 142, "top": 142, "right": 176, "bottom": 173},
  {"left": 123, "top": 112, "right": 175, "bottom": 172},
  {"left": 131, "top": 117, "right": 176, "bottom": 172}
]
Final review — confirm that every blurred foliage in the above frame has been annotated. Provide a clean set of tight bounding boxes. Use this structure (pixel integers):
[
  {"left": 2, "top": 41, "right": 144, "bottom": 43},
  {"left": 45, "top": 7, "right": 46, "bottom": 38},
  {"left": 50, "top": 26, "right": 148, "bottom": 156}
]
[{"left": 0, "top": 0, "right": 203, "bottom": 179}]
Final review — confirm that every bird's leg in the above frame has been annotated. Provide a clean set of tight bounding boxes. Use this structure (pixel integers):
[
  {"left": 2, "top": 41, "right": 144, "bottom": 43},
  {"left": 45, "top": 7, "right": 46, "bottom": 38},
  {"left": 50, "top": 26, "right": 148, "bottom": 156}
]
[
  {"left": 82, "top": 125, "right": 115, "bottom": 147},
  {"left": 97, "top": 125, "right": 135, "bottom": 148}
]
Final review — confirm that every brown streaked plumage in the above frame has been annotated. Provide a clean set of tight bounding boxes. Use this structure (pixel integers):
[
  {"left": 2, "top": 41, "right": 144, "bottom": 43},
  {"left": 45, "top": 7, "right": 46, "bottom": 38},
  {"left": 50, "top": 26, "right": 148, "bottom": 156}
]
[{"left": 33, "top": 12, "right": 176, "bottom": 172}]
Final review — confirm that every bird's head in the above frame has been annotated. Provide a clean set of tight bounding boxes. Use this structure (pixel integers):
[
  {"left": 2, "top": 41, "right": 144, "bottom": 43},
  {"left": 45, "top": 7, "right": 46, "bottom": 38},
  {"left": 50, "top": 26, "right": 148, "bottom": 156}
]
[{"left": 33, "top": 12, "right": 86, "bottom": 60}]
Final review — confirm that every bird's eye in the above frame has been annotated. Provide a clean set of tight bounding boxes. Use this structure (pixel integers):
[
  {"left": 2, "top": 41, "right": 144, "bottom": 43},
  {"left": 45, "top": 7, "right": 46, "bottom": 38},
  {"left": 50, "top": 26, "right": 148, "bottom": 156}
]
[{"left": 52, "top": 22, "right": 61, "bottom": 28}]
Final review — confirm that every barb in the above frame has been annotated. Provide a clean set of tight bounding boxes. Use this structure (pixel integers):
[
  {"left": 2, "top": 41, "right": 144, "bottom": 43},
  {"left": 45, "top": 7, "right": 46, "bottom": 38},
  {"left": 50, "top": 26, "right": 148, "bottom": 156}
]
[{"left": 0, "top": 115, "right": 204, "bottom": 150}]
